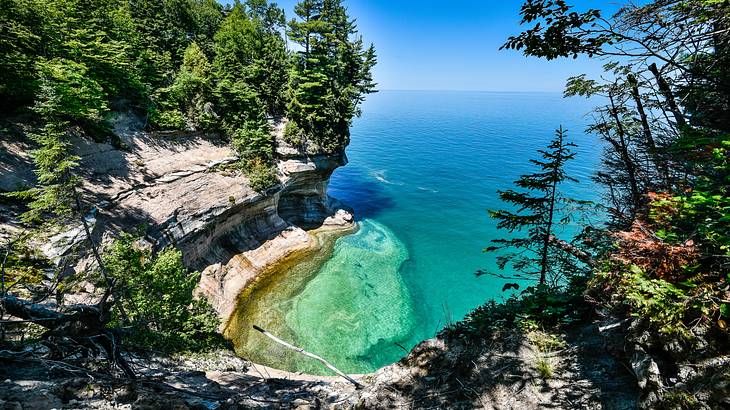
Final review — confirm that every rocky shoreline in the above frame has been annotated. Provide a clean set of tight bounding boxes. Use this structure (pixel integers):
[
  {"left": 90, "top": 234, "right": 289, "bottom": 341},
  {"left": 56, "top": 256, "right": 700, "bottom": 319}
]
[{"left": 1, "top": 114, "right": 357, "bottom": 345}]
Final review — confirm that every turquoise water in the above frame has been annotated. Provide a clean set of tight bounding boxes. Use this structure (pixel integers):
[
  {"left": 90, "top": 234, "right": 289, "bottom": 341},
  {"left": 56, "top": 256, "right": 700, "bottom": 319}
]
[{"left": 240, "top": 91, "right": 603, "bottom": 373}]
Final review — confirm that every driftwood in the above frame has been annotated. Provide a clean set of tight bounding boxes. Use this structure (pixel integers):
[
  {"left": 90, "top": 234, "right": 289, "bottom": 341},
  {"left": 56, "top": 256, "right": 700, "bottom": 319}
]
[
  {"left": 252, "top": 325, "right": 363, "bottom": 389},
  {"left": 0, "top": 292, "right": 135, "bottom": 378}
]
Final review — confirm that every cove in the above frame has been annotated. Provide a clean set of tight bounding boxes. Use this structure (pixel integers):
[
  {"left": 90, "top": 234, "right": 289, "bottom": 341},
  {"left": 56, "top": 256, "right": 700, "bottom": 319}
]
[
  {"left": 230, "top": 91, "right": 604, "bottom": 374},
  {"left": 226, "top": 220, "right": 415, "bottom": 374}
]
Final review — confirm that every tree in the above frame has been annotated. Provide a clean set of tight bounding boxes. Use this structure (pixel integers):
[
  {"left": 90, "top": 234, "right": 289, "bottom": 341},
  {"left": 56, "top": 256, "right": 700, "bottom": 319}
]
[
  {"left": 212, "top": 2, "right": 267, "bottom": 129},
  {"left": 0, "top": 0, "right": 44, "bottom": 110},
  {"left": 244, "top": 0, "right": 289, "bottom": 115},
  {"left": 485, "top": 127, "right": 584, "bottom": 286},
  {"left": 104, "top": 235, "right": 222, "bottom": 352},
  {"left": 503, "top": 6, "right": 730, "bottom": 398},
  {"left": 154, "top": 41, "right": 216, "bottom": 131},
  {"left": 504, "top": 0, "right": 730, "bottom": 226},
  {"left": 286, "top": 0, "right": 376, "bottom": 151}
]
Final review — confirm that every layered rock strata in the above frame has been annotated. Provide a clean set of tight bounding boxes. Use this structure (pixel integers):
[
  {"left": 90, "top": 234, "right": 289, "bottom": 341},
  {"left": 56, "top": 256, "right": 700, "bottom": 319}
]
[{"left": 0, "top": 115, "right": 355, "bottom": 323}]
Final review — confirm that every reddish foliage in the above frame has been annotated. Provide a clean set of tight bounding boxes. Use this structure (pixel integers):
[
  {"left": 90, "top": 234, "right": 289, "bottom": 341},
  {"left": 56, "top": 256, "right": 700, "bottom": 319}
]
[{"left": 612, "top": 221, "right": 699, "bottom": 280}]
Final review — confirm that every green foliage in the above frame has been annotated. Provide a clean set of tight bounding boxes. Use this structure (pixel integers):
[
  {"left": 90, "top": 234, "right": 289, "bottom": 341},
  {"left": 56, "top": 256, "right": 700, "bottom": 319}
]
[
  {"left": 592, "top": 265, "right": 718, "bottom": 340},
  {"left": 1, "top": 0, "right": 373, "bottom": 176},
  {"left": 13, "top": 123, "right": 81, "bottom": 224},
  {"left": 243, "top": 158, "right": 278, "bottom": 192},
  {"left": 104, "top": 235, "right": 224, "bottom": 353},
  {"left": 443, "top": 277, "right": 590, "bottom": 341},
  {"left": 233, "top": 121, "right": 274, "bottom": 163},
  {"left": 212, "top": 0, "right": 287, "bottom": 133},
  {"left": 34, "top": 59, "right": 108, "bottom": 124},
  {"left": 501, "top": 0, "right": 608, "bottom": 60},
  {"left": 230, "top": 120, "right": 279, "bottom": 192},
  {"left": 666, "top": 133, "right": 730, "bottom": 256},
  {"left": 1, "top": 233, "right": 50, "bottom": 290},
  {"left": 535, "top": 357, "right": 553, "bottom": 378},
  {"left": 0, "top": 0, "right": 43, "bottom": 108},
  {"left": 151, "top": 41, "right": 216, "bottom": 131},
  {"left": 286, "top": 0, "right": 377, "bottom": 152},
  {"left": 621, "top": 266, "right": 695, "bottom": 338},
  {"left": 283, "top": 119, "right": 304, "bottom": 146},
  {"left": 149, "top": 108, "right": 187, "bottom": 130},
  {"left": 506, "top": 1, "right": 730, "bottom": 361},
  {"left": 485, "top": 127, "right": 587, "bottom": 286}
]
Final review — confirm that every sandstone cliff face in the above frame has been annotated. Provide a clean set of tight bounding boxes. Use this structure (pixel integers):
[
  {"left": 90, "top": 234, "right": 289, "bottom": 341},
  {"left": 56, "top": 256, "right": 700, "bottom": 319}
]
[{"left": 0, "top": 115, "right": 354, "bottom": 321}]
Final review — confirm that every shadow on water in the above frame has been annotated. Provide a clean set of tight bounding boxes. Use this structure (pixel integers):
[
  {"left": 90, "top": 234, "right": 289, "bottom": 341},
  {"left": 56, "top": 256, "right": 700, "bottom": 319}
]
[{"left": 328, "top": 166, "right": 397, "bottom": 220}]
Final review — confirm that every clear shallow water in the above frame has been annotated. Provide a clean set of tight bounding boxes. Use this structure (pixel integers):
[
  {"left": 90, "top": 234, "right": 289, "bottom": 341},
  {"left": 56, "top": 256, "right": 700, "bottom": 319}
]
[{"left": 237, "top": 91, "right": 603, "bottom": 374}]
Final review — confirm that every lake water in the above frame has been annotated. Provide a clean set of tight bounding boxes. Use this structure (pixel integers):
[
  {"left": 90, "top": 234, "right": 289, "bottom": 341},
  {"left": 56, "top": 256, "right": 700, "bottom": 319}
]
[{"left": 237, "top": 91, "right": 603, "bottom": 374}]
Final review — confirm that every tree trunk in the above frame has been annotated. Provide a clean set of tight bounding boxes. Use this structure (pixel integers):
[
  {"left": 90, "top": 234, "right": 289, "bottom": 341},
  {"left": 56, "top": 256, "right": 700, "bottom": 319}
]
[
  {"left": 539, "top": 132, "right": 562, "bottom": 286},
  {"left": 608, "top": 93, "right": 642, "bottom": 213},
  {"left": 0, "top": 294, "right": 135, "bottom": 378},
  {"left": 253, "top": 325, "right": 363, "bottom": 388},
  {"left": 548, "top": 235, "right": 595, "bottom": 267},
  {"left": 648, "top": 63, "right": 686, "bottom": 129},
  {"left": 628, "top": 73, "right": 669, "bottom": 187}
]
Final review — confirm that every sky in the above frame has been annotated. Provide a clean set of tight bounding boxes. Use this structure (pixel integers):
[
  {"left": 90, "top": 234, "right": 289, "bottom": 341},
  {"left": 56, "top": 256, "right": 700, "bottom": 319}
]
[{"left": 235, "top": 1, "right": 619, "bottom": 92}]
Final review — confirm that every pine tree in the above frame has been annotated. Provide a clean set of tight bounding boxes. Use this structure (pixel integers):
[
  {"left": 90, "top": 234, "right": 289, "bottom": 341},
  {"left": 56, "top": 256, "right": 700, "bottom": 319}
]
[
  {"left": 485, "top": 127, "right": 580, "bottom": 286},
  {"left": 286, "top": 0, "right": 376, "bottom": 151},
  {"left": 244, "top": 0, "right": 289, "bottom": 116},
  {"left": 8, "top": 57, "right": 113, "bottom": 285}
]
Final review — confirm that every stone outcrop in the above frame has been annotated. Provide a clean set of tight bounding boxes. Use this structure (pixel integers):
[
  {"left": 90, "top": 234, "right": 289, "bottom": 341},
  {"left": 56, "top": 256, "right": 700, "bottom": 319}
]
[{"left": 0, "top": 114, "right": 355, "bottom": 323}]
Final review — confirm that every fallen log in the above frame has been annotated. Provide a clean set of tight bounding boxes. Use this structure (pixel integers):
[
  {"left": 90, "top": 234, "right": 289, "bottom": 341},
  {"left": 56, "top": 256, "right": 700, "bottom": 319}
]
[
  {"left": 252, "top": 325, "right": 363, "bottom": 389},
  {"left": 0, "top": 293, "right": 135, "bottom": 378}
]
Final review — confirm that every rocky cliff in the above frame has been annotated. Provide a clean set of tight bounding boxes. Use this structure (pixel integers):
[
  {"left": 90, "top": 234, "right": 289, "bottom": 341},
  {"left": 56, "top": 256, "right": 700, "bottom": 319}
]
[{"left": 0, "top": 115, "right": 355, "bottom": 322}]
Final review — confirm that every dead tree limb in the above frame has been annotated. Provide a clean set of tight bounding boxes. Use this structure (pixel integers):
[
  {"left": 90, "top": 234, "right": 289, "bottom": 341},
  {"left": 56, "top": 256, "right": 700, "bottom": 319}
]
[
  {"left": 252, "top": 325, "right": 363, "bottom": 389},
  {"left": 549, "top": 236, "right": 596, "bottom": 267},
  {"left": 0, "top": 293, "right": 135, "bottom": 378},
  {"left": 648, "top": 63, "right": 687, "bottom": 129}
]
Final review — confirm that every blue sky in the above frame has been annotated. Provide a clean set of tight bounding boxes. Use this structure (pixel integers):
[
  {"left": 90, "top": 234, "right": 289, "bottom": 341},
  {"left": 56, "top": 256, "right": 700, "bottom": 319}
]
[{"left": 235, "top": 1, "right": 617, "bottom": 92}]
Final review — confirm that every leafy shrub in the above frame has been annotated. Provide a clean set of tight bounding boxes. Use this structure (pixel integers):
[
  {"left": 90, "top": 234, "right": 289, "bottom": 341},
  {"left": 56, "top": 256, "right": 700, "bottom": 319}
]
[
  {"left": 149, "top": 108, "right": 187, "bottom": 130},
  {"left": 283, "top": 119, "right": 304, "bottom": 146},
  {"left": 244, "top": 158, "right": 278, "bottom": 192},
  {"left": 104, "top": 234, "right": 225, "bottom": 353},
  {"left": 233, "top": 122, "right": 274, "bottom": 162},
  {"left": 592, "top": 265, "right": 716, "bottom": 340}
]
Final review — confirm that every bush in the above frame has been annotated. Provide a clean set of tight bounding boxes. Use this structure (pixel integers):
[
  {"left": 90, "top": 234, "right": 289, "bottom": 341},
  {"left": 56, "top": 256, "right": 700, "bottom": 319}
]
[
  {"left": 283, "top": 119, "right": 304, "bottom": 146},
  {"left": 149, "top": 108, "right": 187, "bottom": 130},
  {"left": 104, "top": 234, "right": 225, "bottom": 353},
  {"left": 592, "top": 264, "right": 716, "bottom": 341},
  {"left": 244, "top": 158, "right": 278, "bottom": 192},
  {"left": 232, "top": 122, "right": 274, "bottom": 162}
]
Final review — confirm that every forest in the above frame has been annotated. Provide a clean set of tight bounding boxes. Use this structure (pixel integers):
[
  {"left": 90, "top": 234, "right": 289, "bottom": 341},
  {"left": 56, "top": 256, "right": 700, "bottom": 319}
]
[{"left": 1, "top": 0, "right": 376, "bottom": 191}]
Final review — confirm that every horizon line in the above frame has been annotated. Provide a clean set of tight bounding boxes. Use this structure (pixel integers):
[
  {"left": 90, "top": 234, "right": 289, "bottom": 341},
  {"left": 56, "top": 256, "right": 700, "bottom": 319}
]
[{"left": 376, "top": 89, "right": 565, "bottom": 94}]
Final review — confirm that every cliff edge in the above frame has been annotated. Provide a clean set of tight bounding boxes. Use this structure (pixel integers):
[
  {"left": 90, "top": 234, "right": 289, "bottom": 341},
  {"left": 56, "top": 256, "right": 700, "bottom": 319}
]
[{"left": 0, "top": 114, "right": 355, "bottom": 322}]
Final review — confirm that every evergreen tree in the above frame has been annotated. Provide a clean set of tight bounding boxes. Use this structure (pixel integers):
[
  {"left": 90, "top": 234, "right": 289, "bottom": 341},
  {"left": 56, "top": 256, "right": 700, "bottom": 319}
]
[
  {"left": 0, "top": 0, "right": 45, "bottom": 110},
  {"left": 157, "top": 42, "right": 216, "bottom": 131},
  {"left": 212, "top": 2, "right": 267, "bottom": 130},
  {"left": 485, "top": 127, "right": 581, "bottom": 286},
  {"left": 286, "top": 0, "right": 376, "bottom": 151},
  {"left": 244, "top": 0, "right": 289, "bottom": 116}
]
